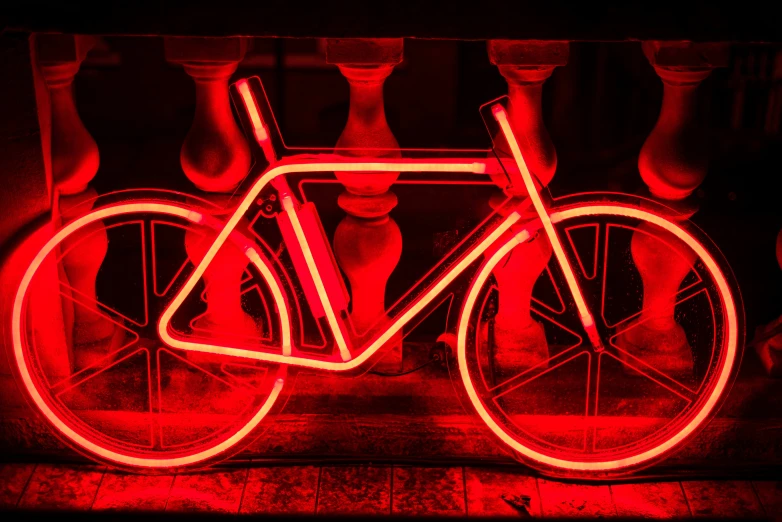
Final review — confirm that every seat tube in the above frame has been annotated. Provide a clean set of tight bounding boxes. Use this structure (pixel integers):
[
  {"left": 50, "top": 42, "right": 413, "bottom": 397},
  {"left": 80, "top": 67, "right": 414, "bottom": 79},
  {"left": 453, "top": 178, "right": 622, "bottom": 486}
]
[{"left": 274, "top": 177, "right": 354, "bottom": 362}]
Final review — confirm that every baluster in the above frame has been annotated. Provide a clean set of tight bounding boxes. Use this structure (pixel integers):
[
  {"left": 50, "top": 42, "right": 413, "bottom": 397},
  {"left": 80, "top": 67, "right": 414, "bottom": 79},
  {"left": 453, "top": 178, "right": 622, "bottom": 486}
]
[
  {"left": 35, "top": 34, "right": 115, "bottom": 372},
  {"left": 620, "top": 42, "right": 729, "bottom": 376},
  {"left": 327, "top": 38, "right": 404, "bottom": 371},
  {"left": 165, "top": 37, "right": 256, "bottom": 359},
  {"left": 756, "top": 229, "right": 782, "bottom": 376},
  {"left": 486, "top": 40, "right": 568, "bottom": 377}
]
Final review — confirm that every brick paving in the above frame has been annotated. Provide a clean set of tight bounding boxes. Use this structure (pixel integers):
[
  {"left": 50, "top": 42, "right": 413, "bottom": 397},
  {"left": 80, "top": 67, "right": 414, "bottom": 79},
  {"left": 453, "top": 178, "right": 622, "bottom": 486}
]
[{"left": 0, "top": 462, "right": 778, "bottom": 518}]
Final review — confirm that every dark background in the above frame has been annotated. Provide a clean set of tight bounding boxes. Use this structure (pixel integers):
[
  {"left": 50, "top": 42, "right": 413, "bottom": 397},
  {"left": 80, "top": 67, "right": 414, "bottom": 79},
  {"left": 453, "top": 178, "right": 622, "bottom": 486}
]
[{"left": 4, "top": 1, "right": 782, "bottom": 41}]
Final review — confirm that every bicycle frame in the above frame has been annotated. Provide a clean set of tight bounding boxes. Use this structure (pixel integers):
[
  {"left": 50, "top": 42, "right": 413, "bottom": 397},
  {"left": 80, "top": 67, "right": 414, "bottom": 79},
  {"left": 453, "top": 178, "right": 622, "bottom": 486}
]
[
  {"left": 154, "top": 78, "right": 600, "bottom": 373},
  {"left": 7, "top": 75, "right": 742, "bottom": 475}
]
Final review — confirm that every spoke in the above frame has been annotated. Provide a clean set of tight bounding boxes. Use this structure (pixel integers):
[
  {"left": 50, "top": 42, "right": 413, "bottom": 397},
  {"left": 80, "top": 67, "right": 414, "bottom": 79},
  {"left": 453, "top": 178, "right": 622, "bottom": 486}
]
[
  {"left": 598, "top": 221, "right": 612, "bottom": 328},
  {"left": 69, "top": 220, "right": 150, "bottom": 328},
  {"left": 530, "top": 287, "right": 570, "bottom": 321},
  {"left": 158, "top": 347, "right": 240, "bottom": 389},
  {"left": 599, "top": 219, "right": 707, "bottom": 331},
  {"left": 149, "top": 346, "right": 163, "bottom": 450},
  {"left": 489, "top": 345, "right": 586, "bottom": 399},
  {"left": 135, "top": 220, "right": 173, "bottom": 449},
  {"left": 60, "top": 282, "right": 145, "bottom": 331},
  {"left": 612, "top": 281, "right": 707, "bottom": 336},
  {"left": 125, "top": 219, "right": 175, "bottom": 450},
  {"left": 150, "top": 220, "right": 194, "bottom": 298},
  {"left": 584, "top": 352, "right": 601, "bottom": 453},
  {"left": 142, "top": 220, "right": 161, "bottom": 325},
  {"left": 50, "top": 344, "right": 143, "bottom": 396},
  {"left": 529, "top": 286, "right": 588, "bottom": 343},
  {"left": 240, "top": 271, "right": 255, "bottom": 292},
  {"left": 603, "top": 344, "right": 698, "bottom": 402},
  {"left": 563, "top": 222, "right": 601, "bottom": 281},
  {"left": 136, "top": 220, "right": 151, "bottom": 327},
  {"left": 218, "top": 362, "right": 269, "bottom": 392},
  {"left": 547, "top": 221, "right": 607, "bottom": 452},
  {"left": 218, "top": 369, "right": 256, "bottom": 391},
  {"left": 531, "top": 221, "right": 607, "bottom": 347}
]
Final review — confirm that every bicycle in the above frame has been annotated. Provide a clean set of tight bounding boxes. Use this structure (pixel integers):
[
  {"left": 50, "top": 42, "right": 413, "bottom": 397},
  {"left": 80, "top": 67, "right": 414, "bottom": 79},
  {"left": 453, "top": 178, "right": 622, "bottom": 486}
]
[{"left": 8, "top": 76, "right": 743, "bottom": 477}]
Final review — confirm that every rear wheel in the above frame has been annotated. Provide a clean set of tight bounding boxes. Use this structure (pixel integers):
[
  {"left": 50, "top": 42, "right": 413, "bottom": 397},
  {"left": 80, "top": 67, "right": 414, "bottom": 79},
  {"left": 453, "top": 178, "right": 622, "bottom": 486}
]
[
  {"left": 458, "top": 200, "right": 742, "bottom": 477},
  {"left": 11, "top": 201, "right": 289, "bottom": 472}
]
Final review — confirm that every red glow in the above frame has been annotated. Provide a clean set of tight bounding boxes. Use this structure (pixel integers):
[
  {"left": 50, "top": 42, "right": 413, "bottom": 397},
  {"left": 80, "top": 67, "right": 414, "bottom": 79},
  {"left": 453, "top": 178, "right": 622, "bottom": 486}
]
[
  {"left": 492, "top": 105, "right": 603, "bottom": 351},
  {"left": 276, "top": 200, "right": 348, "bottom": 320},
  {"left": 12, "top": 203, "right": 286, "bottom": 468},
  {"left": 237, "top": 79, "right": 276, "bottom": 163},
  {"left": 457, "top": 203, "right": 738, "bottom": 472},
  {"left": 11, "top": 77, "right": 740, "bottom": 475},
  {"left": 156, "top": 157, "right": 499, "bottom": 372}
]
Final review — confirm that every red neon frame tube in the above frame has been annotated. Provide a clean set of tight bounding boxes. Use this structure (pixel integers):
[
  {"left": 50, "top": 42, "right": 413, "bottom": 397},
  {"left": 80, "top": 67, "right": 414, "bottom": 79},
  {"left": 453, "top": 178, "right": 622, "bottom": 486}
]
[
  {"left": 237, "top": 79, "right": 277, "bottom": 162},
  {"left": 492, "top": 105, "right": 604, "bottom": 350},
  {"left": 157, "top": 82, "right": 501, "bottom": 370},
  {"left": 155, "top": 157, "right": 520, "bottom": 371}
]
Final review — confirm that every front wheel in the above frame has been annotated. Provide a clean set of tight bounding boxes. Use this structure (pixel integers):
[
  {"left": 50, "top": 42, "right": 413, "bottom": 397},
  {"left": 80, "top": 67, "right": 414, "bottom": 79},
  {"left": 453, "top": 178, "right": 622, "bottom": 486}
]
[
  {"left": 457, "top": 199, "right": 742, "bottom": 477},
  {"left": 10, "top": 199, "right": 289, "bottom": 472}
]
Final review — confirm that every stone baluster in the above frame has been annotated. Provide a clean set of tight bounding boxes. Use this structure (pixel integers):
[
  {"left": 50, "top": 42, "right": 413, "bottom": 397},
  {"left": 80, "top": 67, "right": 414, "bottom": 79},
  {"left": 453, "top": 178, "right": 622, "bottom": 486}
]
[
  {"left": 486, "top": 41, "right": 568, "bottom": 377},
  {"left": 327, "top": 38, "right": 404, "bottom": 371},
  {"left": 620, "top": 42, "right": 729, "bottom": 377},
  {"left": 35, "top": 34, "right": 115, "bottom": 372},
  {"left": 164, "top": 37, "right": 256, "bottom": 359},
  {"left": 755, "top": 229, "right": 782, "bottom": 376}
]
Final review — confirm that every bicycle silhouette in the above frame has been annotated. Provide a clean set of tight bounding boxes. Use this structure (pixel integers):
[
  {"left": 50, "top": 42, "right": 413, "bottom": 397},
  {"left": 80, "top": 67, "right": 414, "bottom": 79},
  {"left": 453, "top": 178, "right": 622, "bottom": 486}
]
[{"left": 10, "top": 77, "right": 742, "bottom": 476}]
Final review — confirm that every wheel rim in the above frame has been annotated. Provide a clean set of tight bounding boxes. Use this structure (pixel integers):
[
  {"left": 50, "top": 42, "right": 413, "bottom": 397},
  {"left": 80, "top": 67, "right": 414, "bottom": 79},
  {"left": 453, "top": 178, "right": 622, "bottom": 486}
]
[
  {"left": 458, "top": 203, "right": 740, "bottom": 473},
  {"left": 13, "top": 203, "right": 289, "bottom": 470}
]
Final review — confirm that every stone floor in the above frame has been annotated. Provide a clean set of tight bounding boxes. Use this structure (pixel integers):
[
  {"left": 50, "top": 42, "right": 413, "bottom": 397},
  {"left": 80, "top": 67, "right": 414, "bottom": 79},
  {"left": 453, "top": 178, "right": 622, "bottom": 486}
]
[{"left": 0, "top": 462, "right": 779, "bottom": 518}]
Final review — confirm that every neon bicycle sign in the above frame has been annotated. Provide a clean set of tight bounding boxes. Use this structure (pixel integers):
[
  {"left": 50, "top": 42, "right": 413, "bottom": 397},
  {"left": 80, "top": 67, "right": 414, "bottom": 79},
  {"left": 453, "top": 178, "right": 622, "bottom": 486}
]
[{"left": 10, "top": 77, "right": 742, "bottom": 476}]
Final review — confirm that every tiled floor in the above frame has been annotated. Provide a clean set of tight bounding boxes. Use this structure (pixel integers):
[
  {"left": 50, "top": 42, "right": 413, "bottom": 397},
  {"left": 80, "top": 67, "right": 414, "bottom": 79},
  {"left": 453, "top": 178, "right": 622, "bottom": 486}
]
[{"left": 0, "top": 462, "right": 779, "bottom": 518}]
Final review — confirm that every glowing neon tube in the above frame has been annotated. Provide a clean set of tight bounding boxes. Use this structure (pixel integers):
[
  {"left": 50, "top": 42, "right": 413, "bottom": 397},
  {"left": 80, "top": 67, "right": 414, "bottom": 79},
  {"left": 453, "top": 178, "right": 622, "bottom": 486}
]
[
  {"left": 281, "top": 195, "right": 352, "bottom": 361},
  {"left": 492, "top": 105, "right": 603, "bottom": 350},
  {"left": 157, "top": 158, "right": 504, "bottom": 371},
  {"left": 237, "top": 79, "right": 277, "bottom": 162}
]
